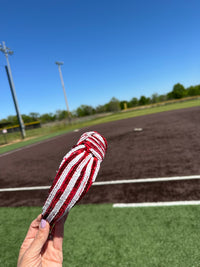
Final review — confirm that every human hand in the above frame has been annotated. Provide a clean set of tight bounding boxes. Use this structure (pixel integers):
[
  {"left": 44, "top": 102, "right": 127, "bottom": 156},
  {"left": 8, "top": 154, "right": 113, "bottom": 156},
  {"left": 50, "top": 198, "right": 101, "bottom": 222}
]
[{"left": 17, "top": 213, "right": 68, "bottom": 267}]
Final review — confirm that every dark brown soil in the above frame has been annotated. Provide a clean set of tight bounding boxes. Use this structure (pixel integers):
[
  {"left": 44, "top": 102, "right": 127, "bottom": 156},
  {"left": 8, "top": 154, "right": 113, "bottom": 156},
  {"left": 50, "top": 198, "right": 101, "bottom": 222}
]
[{"left": 0, "top": 106, "right": 200, "bottom": 206}]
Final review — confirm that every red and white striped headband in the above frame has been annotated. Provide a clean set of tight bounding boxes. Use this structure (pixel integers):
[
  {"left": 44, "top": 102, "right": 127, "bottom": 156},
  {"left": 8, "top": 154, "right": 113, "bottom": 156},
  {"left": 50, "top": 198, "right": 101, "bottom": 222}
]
[{"left": 42, "top": 131, "right": 107, "bottom": 225}]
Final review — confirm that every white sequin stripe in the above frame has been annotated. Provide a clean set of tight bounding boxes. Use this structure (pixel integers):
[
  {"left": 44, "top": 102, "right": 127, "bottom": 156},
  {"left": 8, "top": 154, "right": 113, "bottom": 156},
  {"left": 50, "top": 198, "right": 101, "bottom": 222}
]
[
  {"left": 77, "top": 132, "right": 106, "bottom": 151},
  {"left": 58, "top": 145, "right": 85, "bottom": 169},
  {"left": 42, "top": 151, "right": 85, "bottom": 215},
  {"left": 77, "top": 131, "right": 98, "bottom": 144},
  {"left": 86, "top": 137, "right": 105, "bottom": 158},
  {"left": 90, "top": 148, "right": 102, "bottom": 161},
  {"left": 92, "top": 159, "right": 101, "bottom": 182},
  {"left": 77, "top": 132, "right": 91, "bottom": 143},
  {"left": 93, "top": 132, "right": 106, "bottom": 149},
  {"left": 46, "top": 154, "right": 92, "bottom": 223},
  {"left": 92, "top": 133, "right": 106, "bottom": 148},
  {"left": 65, "top": 156, "right": 94, "bottom": 213}
]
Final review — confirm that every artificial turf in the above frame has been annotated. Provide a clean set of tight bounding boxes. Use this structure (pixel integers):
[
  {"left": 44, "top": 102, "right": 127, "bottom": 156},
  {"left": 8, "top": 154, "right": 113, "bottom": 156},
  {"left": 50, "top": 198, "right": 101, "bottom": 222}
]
[{"left": 1, "top": 204, "right": 200, "bottom": 266}]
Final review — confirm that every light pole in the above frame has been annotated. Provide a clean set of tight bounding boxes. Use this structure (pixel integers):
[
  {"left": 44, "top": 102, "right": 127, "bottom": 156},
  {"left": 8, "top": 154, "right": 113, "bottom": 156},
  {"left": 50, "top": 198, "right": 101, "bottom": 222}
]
[
  {"left": 0, "top": 41, "right": 26, "bottom": 139},
  {"left": 55, "top": 61, "right": 71, "bottom": 123}
]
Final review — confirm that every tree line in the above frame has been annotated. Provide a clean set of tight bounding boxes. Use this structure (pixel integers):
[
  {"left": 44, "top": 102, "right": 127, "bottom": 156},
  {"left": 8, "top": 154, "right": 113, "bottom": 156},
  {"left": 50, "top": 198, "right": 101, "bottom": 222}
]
[{"left": 1, "top": 83, "right": 200, "bottom": 126}]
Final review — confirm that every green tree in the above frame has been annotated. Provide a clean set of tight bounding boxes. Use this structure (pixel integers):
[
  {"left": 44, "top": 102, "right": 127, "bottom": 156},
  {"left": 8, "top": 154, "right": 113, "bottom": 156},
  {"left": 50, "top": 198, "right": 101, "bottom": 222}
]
[
  {"left": 0, "top": 118, "right": 11, "bottom": 127},
  {"left": 151, "top": 93, "right": 160, "bottom": 103},
  {"left": 76, "top": 105, "right": 95, "bottom": 117},
  {"left": 40, "top": 113, "right": 56, "bottom": 123},
  {"left": 187, "top": 85, "right": 200, "bottom": 96},
  {"left": 55, "top": 110, "right": 70, "bottom": 120},
  {"left": 171, "top": 83, "right": 186, "bottom": 99},
  {"left": 167, "top": 91, "right": 174, "bottom": 100},
  {"left": 95, "top": 105, "right": 107, "bottom": 113},
  {"left": 139, "top": 96, "right": 150, "bottom": 105},
  {"left": 22, "top": 114, "right": 33, "bottom": 123},
  {"left": 158, "top": 94, "right": 167, "bottom": 102},
  {"left": 106, "top": 97, "right": 121, "bottom": 112},
  {"left": 29, "top": 112, "right": 40, "bottom": 121},
  {"left": 128, "top": 97, "right": 138, "bottom": 108},
  {"left": 7, "top": 115, "right": 18, "bottom": 125}
]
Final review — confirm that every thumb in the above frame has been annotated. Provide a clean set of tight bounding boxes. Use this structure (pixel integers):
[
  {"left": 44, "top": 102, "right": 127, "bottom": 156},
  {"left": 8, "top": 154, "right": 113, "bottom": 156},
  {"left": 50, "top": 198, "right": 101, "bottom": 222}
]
[{"left": 28, "top": 219, "right": 50, "bottom": 255}]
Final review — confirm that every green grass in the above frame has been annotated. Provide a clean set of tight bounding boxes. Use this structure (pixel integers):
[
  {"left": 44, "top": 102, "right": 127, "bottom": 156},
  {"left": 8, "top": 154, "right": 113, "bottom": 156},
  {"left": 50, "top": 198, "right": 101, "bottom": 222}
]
[
  {"left": 0, "top": 98, "right": 200, "bottom": 155},
  {"left": 1, "top": 204, "right": 200, "bottom": 267}
]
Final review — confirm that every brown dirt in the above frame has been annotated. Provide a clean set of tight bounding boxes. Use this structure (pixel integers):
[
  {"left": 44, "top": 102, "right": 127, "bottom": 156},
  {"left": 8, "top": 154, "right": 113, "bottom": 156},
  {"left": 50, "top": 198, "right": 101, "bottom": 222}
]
[{"left": 0, "top": 106, "right": 200, "bottom": 206}]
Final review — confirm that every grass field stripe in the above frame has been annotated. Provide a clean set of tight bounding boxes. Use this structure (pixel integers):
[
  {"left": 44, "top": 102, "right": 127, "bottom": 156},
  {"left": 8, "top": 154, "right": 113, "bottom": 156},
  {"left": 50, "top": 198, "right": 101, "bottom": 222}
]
[
  {"left": 113, "top": 201, "right": 200, "bottom": 208},
  {"left": 93, "top": 175, "right": 200, "bottom": 185}
]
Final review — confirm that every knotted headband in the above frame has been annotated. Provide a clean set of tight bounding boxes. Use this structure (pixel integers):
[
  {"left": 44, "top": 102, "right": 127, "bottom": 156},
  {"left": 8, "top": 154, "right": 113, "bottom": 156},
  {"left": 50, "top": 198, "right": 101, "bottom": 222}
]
[{"left": 42, "top": 131, "right": 107, "bottom": 226}]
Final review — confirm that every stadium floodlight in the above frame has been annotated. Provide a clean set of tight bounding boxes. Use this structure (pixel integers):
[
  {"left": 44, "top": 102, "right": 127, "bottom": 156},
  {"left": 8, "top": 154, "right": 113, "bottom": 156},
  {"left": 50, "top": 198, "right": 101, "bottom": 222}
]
[
  {"left": 55, "top": 61, "right": 71, "bottom": 123},
  {"left": 0, "top": 41, "right": 26, "bottom": 139},
  {"left": 55, "top": 61, "right": 64, "bottom": 65}
]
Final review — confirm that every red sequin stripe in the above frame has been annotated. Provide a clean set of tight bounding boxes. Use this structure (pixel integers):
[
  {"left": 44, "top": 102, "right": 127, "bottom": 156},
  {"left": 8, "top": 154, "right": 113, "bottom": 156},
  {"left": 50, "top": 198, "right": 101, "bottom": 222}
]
[
  {"left": 83, "top": 137, "right": 104, "bottom": 159},
  {"left": 51, "top": 156, "right": 92, "bottom": 224},
  {"left": 43, "top": 150, "right": 85, "bottom": 217},
  {"left": 77, "top": 158, "right": 98, "bottom": 202},
  {"left": 86, "top": 135, "right": 105, "bottom": 154},
  {"left": 48, "top": 150, "right": 82, "bottom": 194},
  {"left": 42, "top": 150, "right": 86, "bottom": 219},
  {"left": 92, "top": 132, "right": 107, "bottom": 151},
  {"left": 93, "top": 132, "right": 107, "bottom": 150},
  {"left": 80, "top": 133, "right": 106, "bottom": 154},
  {"left": 90, "top": 134, "right": 107, "bottom": 158}
]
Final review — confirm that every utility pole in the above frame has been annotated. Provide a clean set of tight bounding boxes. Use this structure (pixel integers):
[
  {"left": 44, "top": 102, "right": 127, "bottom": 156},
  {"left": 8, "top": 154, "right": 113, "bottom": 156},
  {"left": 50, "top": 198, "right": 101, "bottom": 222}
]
[
  {"left": 0, "top": 41, "right": 26, "bottom": 139},
  {"left": 55, "top": 61, "right": 71, "bottom": 123}
]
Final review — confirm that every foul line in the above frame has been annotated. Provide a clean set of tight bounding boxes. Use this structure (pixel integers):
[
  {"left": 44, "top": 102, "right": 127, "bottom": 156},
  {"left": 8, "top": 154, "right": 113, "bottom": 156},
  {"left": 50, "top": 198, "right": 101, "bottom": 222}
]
[
  {"left": 93, "top": 175, "right": 200, "bottom": 185},
  {"left": 0, "top": 175, "right": 200, "bottom": 192},
  {"left": 113, "top": 201, "right": 200, "bottom": 208},
  {"left": 0, "top": 186, "right": 50, "bottom": 192}
]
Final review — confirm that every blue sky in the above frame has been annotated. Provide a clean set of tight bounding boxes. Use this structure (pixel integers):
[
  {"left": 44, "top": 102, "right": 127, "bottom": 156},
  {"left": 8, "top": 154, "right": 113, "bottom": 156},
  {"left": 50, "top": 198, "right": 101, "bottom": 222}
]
[{"left": 0, "top": 0, "right": 200, "bottom": 119}]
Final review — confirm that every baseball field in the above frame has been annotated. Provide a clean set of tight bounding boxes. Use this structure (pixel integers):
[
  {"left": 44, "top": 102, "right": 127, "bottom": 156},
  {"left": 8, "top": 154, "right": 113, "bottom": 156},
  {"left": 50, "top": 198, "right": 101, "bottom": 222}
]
[{"left": 1, "top": 103, "right": 200, "bottom": 266}]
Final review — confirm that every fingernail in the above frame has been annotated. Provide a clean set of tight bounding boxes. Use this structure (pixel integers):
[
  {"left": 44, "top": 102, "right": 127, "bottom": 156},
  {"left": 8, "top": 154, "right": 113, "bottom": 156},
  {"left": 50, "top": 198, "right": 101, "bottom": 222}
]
[{"left": 40, "top": 219, "right": 46, "bottom": 229}]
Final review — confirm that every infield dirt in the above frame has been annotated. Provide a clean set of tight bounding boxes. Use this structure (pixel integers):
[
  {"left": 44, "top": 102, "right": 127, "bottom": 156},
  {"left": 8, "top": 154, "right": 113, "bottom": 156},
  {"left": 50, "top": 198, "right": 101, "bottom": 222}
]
[{"left": 0, "top": 106, "right": 200, "bottom": 206}]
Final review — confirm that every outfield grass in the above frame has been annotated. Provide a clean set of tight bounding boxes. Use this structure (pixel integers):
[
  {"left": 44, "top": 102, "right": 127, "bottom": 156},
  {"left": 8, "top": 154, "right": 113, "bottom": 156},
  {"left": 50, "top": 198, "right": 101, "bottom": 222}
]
[
  {"left": 0, "top": 98, "right": 200, "bottom": 155},
  {"left": 1, "top": 204, "right": 200, "bottom": 267}
]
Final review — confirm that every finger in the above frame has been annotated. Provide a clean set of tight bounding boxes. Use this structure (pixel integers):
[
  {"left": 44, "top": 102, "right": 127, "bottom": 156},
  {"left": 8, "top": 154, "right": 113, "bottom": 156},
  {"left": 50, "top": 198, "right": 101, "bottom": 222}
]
[
  {"left": 22, "top": 214, "right": 41, "bottom": 244},
  {"left": 53, "top": 213, "right": 68, "bottom": 250},
  {"left": 25, "top": 214, "right": 42, "bottom": 240},
  {"left": 27, "top": 218, "right": 50, "bottom": 256},
  {"left": 18, "top": 214, "right": 42, "bottom": 260}
]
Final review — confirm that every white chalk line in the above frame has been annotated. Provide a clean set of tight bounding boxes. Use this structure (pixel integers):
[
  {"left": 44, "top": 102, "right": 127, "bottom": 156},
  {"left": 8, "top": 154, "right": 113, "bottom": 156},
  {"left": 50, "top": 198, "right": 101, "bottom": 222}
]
[
  {"left": 113, "top": 201, "right": 200, "bottom": 208},
  {"left": 0, "top": 175, "right": 200, "bottom": 192},
  {"left": 93, "top": 175, "right": 200, "bottom": 185},
  {"left": 0, "top": 186, "right": 50, "bottom": 192}
]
